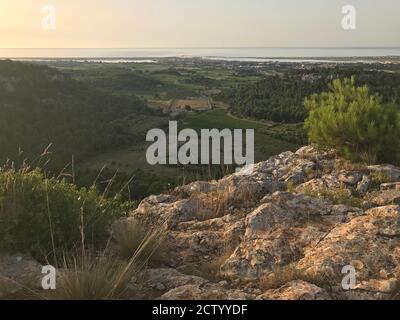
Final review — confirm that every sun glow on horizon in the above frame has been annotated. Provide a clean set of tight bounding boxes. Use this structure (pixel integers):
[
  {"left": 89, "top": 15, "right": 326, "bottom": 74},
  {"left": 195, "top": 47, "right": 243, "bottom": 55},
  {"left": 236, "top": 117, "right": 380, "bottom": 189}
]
[{"left": 0, "top": 0, "right": 399, "bottom": 49}]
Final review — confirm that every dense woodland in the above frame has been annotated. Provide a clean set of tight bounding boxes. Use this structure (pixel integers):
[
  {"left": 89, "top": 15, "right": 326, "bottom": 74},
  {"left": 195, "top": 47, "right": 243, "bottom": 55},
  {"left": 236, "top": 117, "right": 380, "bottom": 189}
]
[{"left": 220, "top": 67, "right": 400, "bottom": 123}]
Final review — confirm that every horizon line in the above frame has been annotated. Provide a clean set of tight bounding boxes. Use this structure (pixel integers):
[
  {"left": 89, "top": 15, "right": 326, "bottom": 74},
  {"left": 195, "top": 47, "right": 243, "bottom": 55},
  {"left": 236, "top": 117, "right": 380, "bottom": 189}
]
[{"left": 1, "top": 46, "right": 400, "bottom": 50}]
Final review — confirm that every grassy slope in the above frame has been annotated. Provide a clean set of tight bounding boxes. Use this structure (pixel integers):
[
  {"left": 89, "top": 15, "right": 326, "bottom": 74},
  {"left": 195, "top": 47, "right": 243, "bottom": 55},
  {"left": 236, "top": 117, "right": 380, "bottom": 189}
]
[{"left": 0, "top": 60, "right": 151, "bottom": 170}]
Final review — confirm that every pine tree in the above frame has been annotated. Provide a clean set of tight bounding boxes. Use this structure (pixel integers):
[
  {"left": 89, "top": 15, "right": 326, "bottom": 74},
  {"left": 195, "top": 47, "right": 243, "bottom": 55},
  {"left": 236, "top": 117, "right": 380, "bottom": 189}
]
[{"left": 304, "top": 77, "right": 400, "bottom": 164}]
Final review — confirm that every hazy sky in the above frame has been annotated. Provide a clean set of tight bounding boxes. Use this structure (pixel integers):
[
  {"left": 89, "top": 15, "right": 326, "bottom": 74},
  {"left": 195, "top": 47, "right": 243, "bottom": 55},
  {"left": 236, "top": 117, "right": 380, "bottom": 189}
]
[{"left": 0, "top": 0, "right": 399, "bottom": 48}]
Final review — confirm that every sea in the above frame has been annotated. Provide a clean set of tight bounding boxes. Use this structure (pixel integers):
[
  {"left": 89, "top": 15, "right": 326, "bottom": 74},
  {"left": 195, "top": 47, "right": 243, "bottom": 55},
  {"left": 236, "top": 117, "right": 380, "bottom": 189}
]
[{"left": 0, "top": 47, "right": 399, "bottom": 63}]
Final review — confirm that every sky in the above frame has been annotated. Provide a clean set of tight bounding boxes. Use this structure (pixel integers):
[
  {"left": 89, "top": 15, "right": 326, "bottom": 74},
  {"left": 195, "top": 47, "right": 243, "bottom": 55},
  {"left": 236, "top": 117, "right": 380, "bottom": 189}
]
[{"left": 0, "top": 0, "right": 399, "bottom": 48}]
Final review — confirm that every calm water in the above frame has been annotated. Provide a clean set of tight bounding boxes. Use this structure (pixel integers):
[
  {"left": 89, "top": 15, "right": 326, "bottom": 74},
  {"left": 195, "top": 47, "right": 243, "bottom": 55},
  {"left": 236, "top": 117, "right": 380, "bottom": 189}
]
[{"left": 0, "top": 47, "right": 399, "bottom": 61}]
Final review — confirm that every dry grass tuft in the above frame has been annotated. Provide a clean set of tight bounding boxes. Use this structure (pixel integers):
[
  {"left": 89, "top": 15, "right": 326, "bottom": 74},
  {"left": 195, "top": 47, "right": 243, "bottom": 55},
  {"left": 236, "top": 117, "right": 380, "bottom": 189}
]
[
  {"left": 0, "top": 275, "right": 43, "bottom": 300},
  {"left": 112, "top": 221, "right": 169, "bottom": 266},
  {"left": 50, "top": 255, "right": 136, "bottom": 300},
  {"left": 201, "top": 183, "right": 258, "bottom": 219},
  {"left": 198, "top": 250, "right": 233, "bottom": 282},
  {"left": 48, "top": 226, "right": 164, "bottom": 301},
  {"left": 180, "top": 243, "right": 234, "bottom": 282},
  {"left": 1, "top": 226, "right": 166, "bottom": 300}
]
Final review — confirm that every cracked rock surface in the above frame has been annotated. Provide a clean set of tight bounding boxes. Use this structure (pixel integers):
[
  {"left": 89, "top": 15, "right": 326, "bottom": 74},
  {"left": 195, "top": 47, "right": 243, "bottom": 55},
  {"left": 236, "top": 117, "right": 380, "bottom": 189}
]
[{"left": 117, "top": 146, "right": 400, "bottom": 299}]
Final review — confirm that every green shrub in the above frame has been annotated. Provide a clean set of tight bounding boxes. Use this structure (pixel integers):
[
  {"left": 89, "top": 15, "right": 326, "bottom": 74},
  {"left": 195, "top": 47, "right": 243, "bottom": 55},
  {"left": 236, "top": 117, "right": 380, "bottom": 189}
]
[
  {"left": 306, "top": 184, "right": 362, "bottom": 208},
  {"left": 371, "top": 171, "right": 391, "bottom": 188},
  {"left": 304, "top": 77, "right": 400, "bottom": 164},
  {"left": 0, "top": 166, "right": 128, "bottom": 260}
]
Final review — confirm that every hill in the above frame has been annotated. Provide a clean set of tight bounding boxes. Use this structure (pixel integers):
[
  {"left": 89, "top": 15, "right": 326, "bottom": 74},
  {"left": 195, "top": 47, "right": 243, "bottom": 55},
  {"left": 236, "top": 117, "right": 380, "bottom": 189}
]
[{"left": 0, "top": 60, "right": 150, "bottom": 170}]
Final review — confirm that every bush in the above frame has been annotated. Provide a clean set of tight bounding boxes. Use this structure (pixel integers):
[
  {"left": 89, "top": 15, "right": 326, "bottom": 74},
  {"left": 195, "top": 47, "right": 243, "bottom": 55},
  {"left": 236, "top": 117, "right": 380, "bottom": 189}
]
[
  {"left": 303, "top": 183, "right": 362, "bottom": 208},
  {"left": 0, "top": 166, "right": 128, "bottom": 260},
  {"left": 304, "top": 77, "right": 400, "bottom": 164}
]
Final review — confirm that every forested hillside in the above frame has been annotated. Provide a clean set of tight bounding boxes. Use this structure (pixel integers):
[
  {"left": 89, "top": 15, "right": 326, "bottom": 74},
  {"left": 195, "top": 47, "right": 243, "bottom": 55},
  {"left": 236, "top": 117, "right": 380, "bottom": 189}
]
[
  {"left": 220, "top": 67, "right": 400, "bottom": 123},
  {"left": 0, "top": 60, "right": 149, "bottom": 170}
]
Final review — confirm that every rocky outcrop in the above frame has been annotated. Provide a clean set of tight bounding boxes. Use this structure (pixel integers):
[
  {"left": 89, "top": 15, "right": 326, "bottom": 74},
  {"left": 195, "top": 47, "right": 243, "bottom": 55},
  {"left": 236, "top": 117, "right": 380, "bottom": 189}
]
[
  {"left": 3, "top": 145, "right": 400, "bottom": 300},
  {"left": 118, "top": 145, "right": 400, "bottom": 300}
]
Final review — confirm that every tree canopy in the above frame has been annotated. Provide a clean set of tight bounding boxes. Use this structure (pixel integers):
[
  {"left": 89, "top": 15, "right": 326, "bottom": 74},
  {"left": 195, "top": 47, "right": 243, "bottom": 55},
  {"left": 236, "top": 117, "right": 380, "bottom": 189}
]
[{"left": 304, "top": 77, "right": 400, "bottom": 164}]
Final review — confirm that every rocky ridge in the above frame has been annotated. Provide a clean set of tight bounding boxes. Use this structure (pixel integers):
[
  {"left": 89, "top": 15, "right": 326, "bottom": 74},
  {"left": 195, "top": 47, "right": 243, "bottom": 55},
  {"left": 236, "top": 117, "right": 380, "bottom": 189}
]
[
  {"left": 2, "top": 146, "right": 400, "bottom": 300},
  {"left": 122, "top": 146, "right": 400, "bottom": 300}
]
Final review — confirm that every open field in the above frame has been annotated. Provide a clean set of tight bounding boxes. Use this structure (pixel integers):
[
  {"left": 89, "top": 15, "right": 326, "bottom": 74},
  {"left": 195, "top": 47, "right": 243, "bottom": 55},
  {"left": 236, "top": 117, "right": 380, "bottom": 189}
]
[
  {"left": 171, "top": 97, "right": 212, "bottom": 111},
  {"left": 182, "top": 109, "right": 298, "bottom": 161},
  {"left": 81, "top": 108, "right": 298, "bottom": 183},
  {"left": 147, "top": 97, "right": 212, "bottom": 113}
]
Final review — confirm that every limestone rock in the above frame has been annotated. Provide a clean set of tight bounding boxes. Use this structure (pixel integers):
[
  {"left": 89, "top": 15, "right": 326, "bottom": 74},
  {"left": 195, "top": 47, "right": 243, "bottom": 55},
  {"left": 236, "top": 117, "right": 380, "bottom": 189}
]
[
  {"left": 355, "top": 278, "right": 398, "bottom": 294},
  {"left": 381, "top": 182, "right": 400, "bottom": 191},
  {"left": 127, "top": 268, "right": 208, "bottom": 299},
  {"left": 338, "top": 171, "right": 362, "bottom": 186},
  {"left": 356, "top": 175, "right": 371, "bottom": 194},
  {"left": 257, "top": 281, "right": 331, "bottom": 300},
  {"left": 296, "top": 205, "right": 400, "bottom": 298},
  {"left": 220, "top": 192, "right": 361, "bottom": 280},
  {"left": 112, "top": 146, "right": 400, "bottom": 300},
  {"left": 295, "top": 145, "right": 335, "bottom": 162},
  {"left": 371, "top": 190, "right": 400, "bottom": 206},
  {"left": 160, "top": 283, "right": 254, "bottom": 300},
  {"left": 368, "top": 164, "right": 400, "bottom": 182}
]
